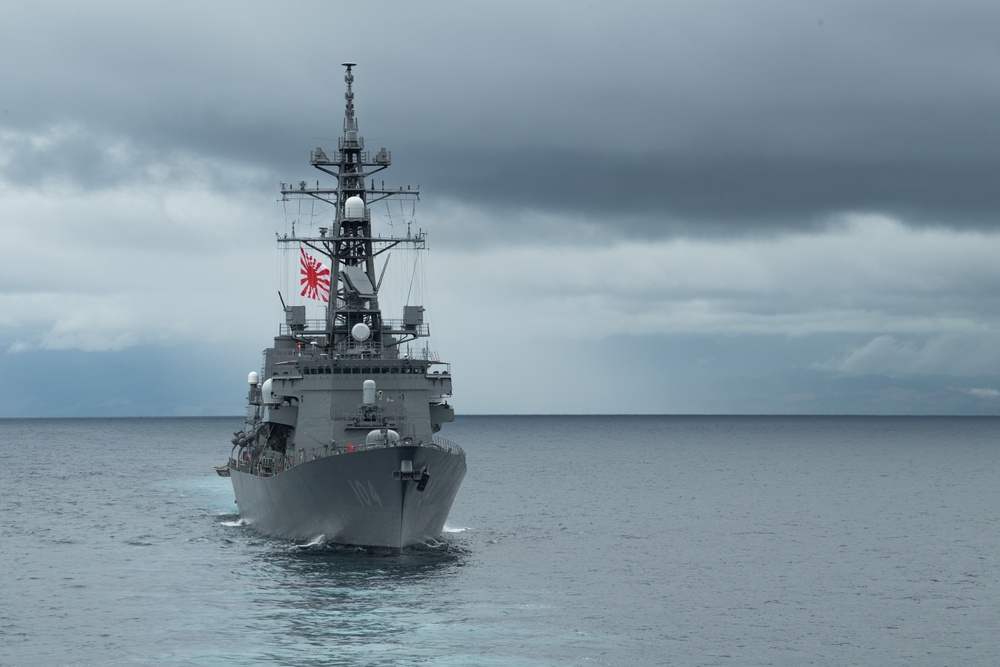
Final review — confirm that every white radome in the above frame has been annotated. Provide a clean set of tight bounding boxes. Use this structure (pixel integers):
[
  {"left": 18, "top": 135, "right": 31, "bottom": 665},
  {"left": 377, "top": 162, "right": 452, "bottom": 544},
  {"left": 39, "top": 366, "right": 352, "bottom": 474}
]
[{"left": 351, "top": 322, "right": 371, "bottom": 341}]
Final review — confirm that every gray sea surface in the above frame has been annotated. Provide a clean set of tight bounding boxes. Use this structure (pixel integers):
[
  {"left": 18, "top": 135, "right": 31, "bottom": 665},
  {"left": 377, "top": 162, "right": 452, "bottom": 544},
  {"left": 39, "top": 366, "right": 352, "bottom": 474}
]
[{"left": 1, "top": 415, "right": 998, "bottom": 666}]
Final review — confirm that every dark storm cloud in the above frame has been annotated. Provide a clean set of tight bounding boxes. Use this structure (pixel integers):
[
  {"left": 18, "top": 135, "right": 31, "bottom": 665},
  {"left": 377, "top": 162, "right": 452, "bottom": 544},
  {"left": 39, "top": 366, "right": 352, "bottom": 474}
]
[
  {"left": 390, "top": 1, "right": 1000, "bottom": 236},
  {"left": 413, "top": 148, "right": 1000, "bottom": 238},
  {"left": 3, "top": 0, "right": 1000, "bottom": 236}
]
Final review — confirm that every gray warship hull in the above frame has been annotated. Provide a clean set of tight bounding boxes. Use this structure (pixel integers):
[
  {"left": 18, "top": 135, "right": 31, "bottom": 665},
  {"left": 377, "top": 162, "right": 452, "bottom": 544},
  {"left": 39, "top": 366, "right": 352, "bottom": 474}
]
[{"left": 229, "top": 444, "right": 466, "bottom": 548}]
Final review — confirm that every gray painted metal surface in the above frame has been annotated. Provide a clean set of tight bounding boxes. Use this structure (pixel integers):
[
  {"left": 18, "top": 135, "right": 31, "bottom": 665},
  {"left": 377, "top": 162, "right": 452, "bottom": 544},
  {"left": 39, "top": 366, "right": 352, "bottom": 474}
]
[
  {"left": 230, "top": 445, "right": 466, "bottom": 548},
  {"left": 226, "top": 63, "right": 465, "bottom": 548}
]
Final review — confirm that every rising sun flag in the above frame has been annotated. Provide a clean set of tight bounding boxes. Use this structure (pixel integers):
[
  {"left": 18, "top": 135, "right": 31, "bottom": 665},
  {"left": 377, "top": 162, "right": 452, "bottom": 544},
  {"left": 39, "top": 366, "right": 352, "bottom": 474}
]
[{"left": 300, "top": 247, "right": 331, "bottom": 302}]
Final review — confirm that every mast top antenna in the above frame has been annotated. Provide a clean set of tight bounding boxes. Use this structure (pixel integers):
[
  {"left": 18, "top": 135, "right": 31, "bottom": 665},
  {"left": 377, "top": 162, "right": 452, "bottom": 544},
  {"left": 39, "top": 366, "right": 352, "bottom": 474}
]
[{"left": 343, "top": 62, "right": 358, "bottom": 135}]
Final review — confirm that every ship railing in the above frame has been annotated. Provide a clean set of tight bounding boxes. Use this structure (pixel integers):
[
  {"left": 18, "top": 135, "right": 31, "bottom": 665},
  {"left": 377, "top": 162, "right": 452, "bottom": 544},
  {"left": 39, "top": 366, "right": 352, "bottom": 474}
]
[
  {"left": 431, "top": 435, "right": 466, "bottom": 457},
  {"left": 260, "top": 439, "right": 461, "bottom": 472},
  {"left": 320, "top": 435, "right": 464, "bottom": 458},
  {"left": 279, "top": 319, "right": 327, "bottom": 336},
  {"left": 228, "top": 433, "right": 465, "bottom": 477},
  {"left": 276, "top": 320, "right": 432, "bottom": 341},
  {"left": 381, "top": 319, "right": 430, "bottom": 337},
  {"left": 327, "top": 338, "right": 437, "bottom": 361},
  {"left": 338, "top": 136, "right": 365, "bottom": 152},
  {"left": 333, "top": 339, "right": 384, "bottom": 358},
  {"left": 229, "top": 453, "right": 297, "bottom": 476}
]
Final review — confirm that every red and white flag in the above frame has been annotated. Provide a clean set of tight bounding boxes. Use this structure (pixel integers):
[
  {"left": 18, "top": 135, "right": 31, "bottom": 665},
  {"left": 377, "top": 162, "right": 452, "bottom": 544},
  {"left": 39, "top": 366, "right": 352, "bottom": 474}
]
[{"left": 300, "top": 247, "right": 331, "bottom": 302}]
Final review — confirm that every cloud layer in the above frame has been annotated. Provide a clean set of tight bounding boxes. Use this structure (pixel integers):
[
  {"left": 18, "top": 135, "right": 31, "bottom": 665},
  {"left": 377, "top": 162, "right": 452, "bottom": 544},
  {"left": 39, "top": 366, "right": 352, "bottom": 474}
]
[{"left": 3, "top": 1, "right": 1000, "bottom": 414}]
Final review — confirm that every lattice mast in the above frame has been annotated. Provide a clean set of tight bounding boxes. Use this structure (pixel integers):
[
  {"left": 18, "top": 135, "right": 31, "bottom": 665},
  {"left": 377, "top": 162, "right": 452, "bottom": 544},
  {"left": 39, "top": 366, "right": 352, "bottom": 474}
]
[{"left": 278, "top": 62, "right": 422, "bottom": 352}]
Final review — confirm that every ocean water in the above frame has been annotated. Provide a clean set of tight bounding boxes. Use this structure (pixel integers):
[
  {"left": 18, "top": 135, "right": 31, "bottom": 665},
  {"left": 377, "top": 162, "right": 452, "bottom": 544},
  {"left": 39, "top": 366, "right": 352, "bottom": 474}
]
[{"left": 1, "top": 415, "right": 998, "bottom": 666}]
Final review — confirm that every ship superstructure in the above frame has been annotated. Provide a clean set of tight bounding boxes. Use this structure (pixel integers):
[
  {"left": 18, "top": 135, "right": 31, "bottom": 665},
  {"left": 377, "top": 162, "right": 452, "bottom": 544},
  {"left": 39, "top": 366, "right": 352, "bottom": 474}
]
[{"left": 226, "top": 63, "right": 465, "bottom": 548}]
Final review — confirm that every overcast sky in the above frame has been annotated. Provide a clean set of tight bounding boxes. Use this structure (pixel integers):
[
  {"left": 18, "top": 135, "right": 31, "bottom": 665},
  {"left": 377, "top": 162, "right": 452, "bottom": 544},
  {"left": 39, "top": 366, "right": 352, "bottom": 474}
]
[{"left": 3, "top": 0, "right": 1000, "bottom": 416}]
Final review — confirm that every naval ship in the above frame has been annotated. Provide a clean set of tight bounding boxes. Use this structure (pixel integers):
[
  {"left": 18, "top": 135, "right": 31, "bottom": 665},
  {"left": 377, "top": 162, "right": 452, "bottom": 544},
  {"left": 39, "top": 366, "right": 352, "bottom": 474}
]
[{"left": 225, "top": 63, "right": 466, "bottom": 549}]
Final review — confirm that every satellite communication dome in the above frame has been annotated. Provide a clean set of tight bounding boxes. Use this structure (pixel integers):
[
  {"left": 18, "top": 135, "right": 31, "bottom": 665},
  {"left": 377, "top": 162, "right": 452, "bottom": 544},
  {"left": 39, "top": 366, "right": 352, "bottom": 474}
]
[
  {"left": 363, "top": 379, "right": 377, "bottom": 405},
  {"left": 351, "top": 322, "right": 371, "bottom": 341},
  {"left": 344, "top": 196, "right": 365, "bottom": 219},
  {"left": 261, "top": 378, "right": 281, "bottom": 405},
  {"left": 248, "top": 371, "right": 260, "bottom": 386}
]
